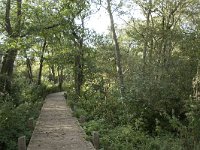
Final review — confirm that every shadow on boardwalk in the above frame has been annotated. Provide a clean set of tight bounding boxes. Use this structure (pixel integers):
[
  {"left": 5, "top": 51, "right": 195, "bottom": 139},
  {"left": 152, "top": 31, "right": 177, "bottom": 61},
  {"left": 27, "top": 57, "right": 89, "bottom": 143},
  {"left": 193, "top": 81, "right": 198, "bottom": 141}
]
[{"left": 27, "top": 92, "right": 95, "bottom": 150}]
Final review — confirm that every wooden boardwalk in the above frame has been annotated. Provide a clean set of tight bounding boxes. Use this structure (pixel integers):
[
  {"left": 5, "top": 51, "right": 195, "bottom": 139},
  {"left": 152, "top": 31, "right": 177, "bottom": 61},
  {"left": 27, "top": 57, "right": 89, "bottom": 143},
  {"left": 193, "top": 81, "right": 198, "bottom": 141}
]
[{"left": 27, "top": 92, "right": 95, "bottom": 150}]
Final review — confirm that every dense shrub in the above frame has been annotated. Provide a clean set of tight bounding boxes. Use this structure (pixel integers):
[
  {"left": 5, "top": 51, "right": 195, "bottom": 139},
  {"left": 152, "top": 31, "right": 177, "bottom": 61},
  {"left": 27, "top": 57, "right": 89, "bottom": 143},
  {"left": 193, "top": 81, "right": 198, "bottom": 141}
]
[
  {"left": 0, "top": 79, "right": 46, "bottom": 150},
  {"left": 66, "top": 84, "right": 200, "bottom": 150}
]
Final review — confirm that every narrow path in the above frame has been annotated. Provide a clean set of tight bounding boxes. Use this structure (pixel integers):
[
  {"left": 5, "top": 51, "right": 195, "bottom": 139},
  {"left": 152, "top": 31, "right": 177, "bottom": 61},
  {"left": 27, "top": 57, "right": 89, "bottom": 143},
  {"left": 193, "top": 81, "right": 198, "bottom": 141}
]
[{"left": 27, "top": 92, "right": 95, "bottom": 150}]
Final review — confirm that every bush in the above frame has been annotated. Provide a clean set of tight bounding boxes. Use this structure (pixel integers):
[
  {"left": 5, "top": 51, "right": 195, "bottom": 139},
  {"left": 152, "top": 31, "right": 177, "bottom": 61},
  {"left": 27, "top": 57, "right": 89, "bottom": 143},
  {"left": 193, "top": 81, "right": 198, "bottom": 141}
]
[
  {"left": 141, "top": 135, "right": 182, "bottom": 150},
  {"left": 66, "top": 79, "right": 194, "bottom": 150},
  {"left": 101, "top": 125, "right": 148, "bottom": 150},
  {"left": 0, "top": 80, "right": 46, "bottom": 150}
]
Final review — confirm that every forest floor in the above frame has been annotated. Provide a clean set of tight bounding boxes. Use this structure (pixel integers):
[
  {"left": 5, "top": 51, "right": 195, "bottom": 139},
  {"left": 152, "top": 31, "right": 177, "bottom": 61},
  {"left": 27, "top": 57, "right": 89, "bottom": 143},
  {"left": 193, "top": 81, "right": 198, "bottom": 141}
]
[{"left": 27, "top": 92, "right": 95, "bottom": 150}]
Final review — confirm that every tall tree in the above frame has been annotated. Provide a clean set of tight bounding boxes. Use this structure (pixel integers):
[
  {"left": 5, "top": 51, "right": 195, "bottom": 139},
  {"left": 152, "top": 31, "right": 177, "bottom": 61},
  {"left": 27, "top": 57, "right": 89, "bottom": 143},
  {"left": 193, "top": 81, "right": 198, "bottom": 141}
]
[
  {"left": 0, "top": 0, "right": 22, "bottom": 92},
  {"left": 106, "top": 0, "right": 125, "bottom": 98},
  {"left": 73, "top": 18, "right": 85, "bottom": 98},
  {"left": 24, "top": 50, "right": 33, "bottom": 83},
  {"left": 37, "top": 38, "right": 47, "bottom": 85}
]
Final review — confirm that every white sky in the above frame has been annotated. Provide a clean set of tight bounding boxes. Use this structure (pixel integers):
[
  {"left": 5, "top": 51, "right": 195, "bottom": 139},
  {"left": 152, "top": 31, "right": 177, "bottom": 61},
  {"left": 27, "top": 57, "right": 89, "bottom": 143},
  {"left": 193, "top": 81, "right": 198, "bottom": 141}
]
[
  {"left": 85, "top": 2, "right": 144, "bottom": 34},
  {"left": 86, "top": 7, "right": 110, "bottom": 34}
]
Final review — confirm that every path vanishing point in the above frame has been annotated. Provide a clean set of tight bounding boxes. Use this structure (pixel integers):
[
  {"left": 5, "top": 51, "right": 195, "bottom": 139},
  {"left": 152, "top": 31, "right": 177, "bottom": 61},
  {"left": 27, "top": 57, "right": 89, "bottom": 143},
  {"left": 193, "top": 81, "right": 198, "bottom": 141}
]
[{"left": 27, "top": 92, "right": 95, "bottom": 150}]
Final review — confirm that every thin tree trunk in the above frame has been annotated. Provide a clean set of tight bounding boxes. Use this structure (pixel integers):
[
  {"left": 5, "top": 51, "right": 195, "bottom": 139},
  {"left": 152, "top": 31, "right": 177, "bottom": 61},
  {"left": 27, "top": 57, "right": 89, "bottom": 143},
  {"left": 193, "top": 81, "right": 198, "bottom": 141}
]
[
  {"left": 74, "top": 50, "right": 83, "bottom": 97},
  {"left": 48, "top": 51, "right": 56, "bottom": 84},
  {"left": 73, "top": 18, "right": 85, "bottom": 98},
  {"left": 26, "top": 58, "right": 33, "bottom": 83},
  {"left": 37, "top": 39, "right": 47, "bottom": 85},
  {"left": 106, "top": 0, "right": 125, "bottom": 98},
  {"left": 0, "top": 51, "right": 3, "bottom": 71},
  {"left": 51, "top": 65, "right": 56, "bottom": 84},
  {"left": 58, "top": 66, "right": 63, "bottom": 92},
  {"left": 149, "top": 13, "right": 155, "bottom": 64},
  {"left": 5, "top": 0, "right": 12, "bottom": 35},
  {"left": 143, "top": 0, "right": 152, "bottom": 68},
  {"left": 143, "top": 12, "right": 150, "bottom": 67},
  {"left": 24, "top": 50, "right": 33, "bottom": 83}
]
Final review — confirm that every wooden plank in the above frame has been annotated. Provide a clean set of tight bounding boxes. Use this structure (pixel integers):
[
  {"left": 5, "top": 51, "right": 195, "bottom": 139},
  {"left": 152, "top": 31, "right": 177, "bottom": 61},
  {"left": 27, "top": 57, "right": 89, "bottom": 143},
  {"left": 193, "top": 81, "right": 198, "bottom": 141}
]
[
  {"left": 92, "top": 131, "right": 99, "bottom": 150},
  {"left": 18, "top": 136, "right": 26, "bottom": 150},
  {"left": 27, "top": 92, "right": 95, "bottom": 150}
]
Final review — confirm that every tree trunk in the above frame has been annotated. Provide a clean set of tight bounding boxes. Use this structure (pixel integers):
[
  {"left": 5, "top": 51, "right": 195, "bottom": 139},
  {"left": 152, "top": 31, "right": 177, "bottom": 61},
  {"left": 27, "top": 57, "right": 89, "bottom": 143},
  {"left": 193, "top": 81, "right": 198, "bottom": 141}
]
[
  {"left": 0, "top": 0, "right": 22, "bottom": 92},
  {"left": 58, "top": 66, "right": 64, "bottom": 92},
  {"left": 143, "top": 0, "right": 152, "bottom": 68},
  {"left": 48, "top": 51, "right": 56, "bottom": 84},
  {"left": 0, "top": 49, "right": 18, "bottom": 92},
  {"left": 37, "top": 39, "right": 47, "bottom": 85},
  {"left": 74, "top": 49, "right": 84, "bottom": 97},
  {"left": 50, "top": 65, "right": 56, "bottom": 84},
  {"left": 24, "top": 50, "right": 33, "bottom": 83},
  {"left": 73, "top": 18, "right": 85, "bottom": 98},
  {"left": 106, "top": 0, "right": 125, "bottom": 98},
  {"left": 143, "top": 12, "right": 150, "bottom": 67},
  {"left": 27, "top": 58, "right": 33, "bottom": 83}
]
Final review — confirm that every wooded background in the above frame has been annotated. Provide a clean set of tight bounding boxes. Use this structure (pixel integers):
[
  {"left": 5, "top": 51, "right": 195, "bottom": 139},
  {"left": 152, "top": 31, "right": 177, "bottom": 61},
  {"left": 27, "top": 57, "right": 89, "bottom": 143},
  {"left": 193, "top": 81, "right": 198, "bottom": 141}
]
[{"left": 0, "top": 0, "right": 200, "bottom": 149}]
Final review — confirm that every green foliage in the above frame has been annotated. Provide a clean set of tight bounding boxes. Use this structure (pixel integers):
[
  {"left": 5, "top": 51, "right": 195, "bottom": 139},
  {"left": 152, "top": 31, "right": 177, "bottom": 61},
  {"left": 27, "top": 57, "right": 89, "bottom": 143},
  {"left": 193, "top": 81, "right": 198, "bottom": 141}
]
[
  {"left": 0, "top": 79, "right": 46, "bottom": 150},
  {"left": 1, "top": 0, "right": 200, "bottom": 149},
  {"left": 141, "top": 135, "right": 182, "bottom": 150},
  {"left": 73, "top": 108, "right": 88, "bottom": 118},
  {"left": 101, "top": 125, "right": 148, "bottom": 150},
  {"left": 83, "top": 119, "right": 108, "bottom": 135}
]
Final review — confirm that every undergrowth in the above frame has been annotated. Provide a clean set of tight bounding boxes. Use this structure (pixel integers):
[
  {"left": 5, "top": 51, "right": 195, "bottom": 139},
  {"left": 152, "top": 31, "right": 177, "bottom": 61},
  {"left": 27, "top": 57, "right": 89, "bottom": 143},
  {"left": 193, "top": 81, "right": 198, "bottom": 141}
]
[
  {"left": 0, "top": 78, "right": 50, "bottom": 150},
  {"left": 65, "top": 89, "right": 200, "bottom": 150}
]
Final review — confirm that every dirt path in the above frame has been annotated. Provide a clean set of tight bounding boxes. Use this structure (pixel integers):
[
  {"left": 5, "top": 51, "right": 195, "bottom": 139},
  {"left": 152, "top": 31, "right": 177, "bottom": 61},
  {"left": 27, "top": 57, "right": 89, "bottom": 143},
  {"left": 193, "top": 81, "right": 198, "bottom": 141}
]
[{"left": 27, "top": 92, "right": 95, "bottom": 150}]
